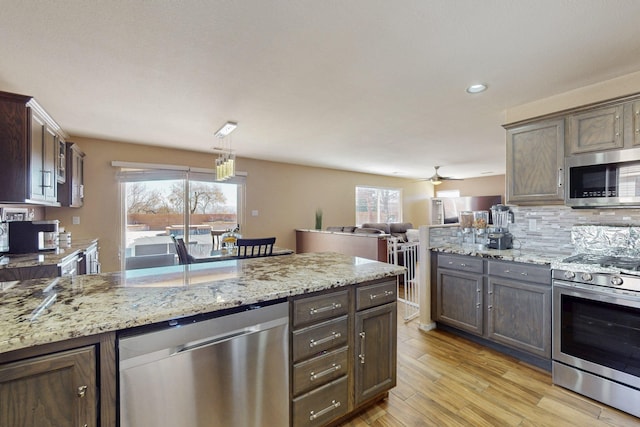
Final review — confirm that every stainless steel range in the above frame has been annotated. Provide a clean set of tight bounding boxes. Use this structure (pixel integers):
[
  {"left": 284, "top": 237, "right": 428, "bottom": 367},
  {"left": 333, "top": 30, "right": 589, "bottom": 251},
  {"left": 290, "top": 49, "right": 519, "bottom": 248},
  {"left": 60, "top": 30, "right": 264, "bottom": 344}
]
[{"left": 552, "top": 253, "right": 640, "bottom": 419}]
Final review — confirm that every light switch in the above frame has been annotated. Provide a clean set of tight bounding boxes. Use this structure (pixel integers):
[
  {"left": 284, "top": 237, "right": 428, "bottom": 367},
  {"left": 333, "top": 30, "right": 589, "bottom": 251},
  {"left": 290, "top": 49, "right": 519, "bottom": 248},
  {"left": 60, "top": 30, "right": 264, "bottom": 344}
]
[
  {"left": 72, "top": 216, "right": 80, "bottom": 225},
  {"left": 251, "top": 210, "right": 259, "bottom": 217}
]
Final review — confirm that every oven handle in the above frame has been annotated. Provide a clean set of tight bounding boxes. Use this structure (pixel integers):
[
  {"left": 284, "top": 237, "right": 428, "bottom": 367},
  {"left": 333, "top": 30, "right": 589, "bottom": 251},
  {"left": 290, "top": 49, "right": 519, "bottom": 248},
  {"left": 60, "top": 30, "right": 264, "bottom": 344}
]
[{"left": 553, "top": 280, "right": 640, "bottom": 304}]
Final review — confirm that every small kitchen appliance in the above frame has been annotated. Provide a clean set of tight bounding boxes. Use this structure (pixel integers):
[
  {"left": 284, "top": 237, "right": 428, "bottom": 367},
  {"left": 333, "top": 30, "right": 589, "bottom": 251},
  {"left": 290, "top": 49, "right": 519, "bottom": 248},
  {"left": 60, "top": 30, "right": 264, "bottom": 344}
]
[
  {"left": 8, "top": 220, "right": 59, "bottom": 253},
  {"left": 487, "top": 204, "right": 513, "bottom": 249}
]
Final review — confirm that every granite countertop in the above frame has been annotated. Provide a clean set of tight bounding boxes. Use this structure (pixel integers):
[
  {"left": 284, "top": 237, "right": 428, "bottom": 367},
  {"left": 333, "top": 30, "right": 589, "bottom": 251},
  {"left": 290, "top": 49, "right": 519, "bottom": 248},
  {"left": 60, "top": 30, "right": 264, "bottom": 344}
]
[
  {"left": 0, "top": 252, "right": 404, "bottom": 355},
  {"left": 430, "top": 243, "right": 640, "bottom": 276},
  {"left": 0, "top": 239, "right": 98, "bottom": 269},
  {"left": 430, "top": 244, "right": 571, "bottom": 266}
]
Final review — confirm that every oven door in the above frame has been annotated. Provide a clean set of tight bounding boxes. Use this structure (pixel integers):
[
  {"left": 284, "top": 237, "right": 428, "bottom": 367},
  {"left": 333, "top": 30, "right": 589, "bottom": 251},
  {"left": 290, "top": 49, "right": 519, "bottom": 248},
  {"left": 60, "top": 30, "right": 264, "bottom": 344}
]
[{"left": 553, "top": 280, "right": 640, "bottom": 389}]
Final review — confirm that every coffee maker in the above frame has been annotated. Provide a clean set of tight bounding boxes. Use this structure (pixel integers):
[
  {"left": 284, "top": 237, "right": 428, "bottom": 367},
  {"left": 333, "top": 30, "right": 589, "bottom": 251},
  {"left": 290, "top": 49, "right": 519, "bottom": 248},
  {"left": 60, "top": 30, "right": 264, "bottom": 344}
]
[
  {"left": 8, "top": 220, "right": 60, "bottom": 253},
  {"left": 487, "top": 205, "right": 514, "bottom": 250}
]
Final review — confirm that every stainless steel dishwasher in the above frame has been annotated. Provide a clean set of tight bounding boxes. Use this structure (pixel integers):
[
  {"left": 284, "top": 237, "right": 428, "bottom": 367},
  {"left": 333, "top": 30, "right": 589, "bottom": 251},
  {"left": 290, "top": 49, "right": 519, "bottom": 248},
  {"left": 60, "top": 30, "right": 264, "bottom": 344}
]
[{"left": 118, "top": 301, "right": 289, "bottom": 427}]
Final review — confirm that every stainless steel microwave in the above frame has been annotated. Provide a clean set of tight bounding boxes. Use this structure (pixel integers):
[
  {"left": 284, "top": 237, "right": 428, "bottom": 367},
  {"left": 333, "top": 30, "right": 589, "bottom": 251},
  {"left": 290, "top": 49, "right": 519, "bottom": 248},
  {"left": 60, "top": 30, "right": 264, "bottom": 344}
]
[{"left": 565, "top": 147, "right": 640, "bottom": 208}]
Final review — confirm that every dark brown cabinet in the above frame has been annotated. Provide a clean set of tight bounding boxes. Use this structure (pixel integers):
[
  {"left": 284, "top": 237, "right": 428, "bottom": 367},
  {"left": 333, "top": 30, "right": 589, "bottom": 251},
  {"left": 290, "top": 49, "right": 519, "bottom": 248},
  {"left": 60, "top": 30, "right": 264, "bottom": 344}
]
[
  {"left": 290, "top": 278, "right": 398, "bottom": 426},
  {"left": 58, "top": 143, "right": 85, "bottom": 207},
  {"left": 0, "top": 346, "right": 97, "bottom": 427},
  {"left": 504, "top": 118, "right": 565, "bottom": 204},
  {"left": 0, "top": 90, "right": 65, "bottom": 206},
  {"left": 291, "top": 289, "right": 350, "bottom": 427},
  {"left": 354, "top": 299, "right": 396, "bottom": 405}
]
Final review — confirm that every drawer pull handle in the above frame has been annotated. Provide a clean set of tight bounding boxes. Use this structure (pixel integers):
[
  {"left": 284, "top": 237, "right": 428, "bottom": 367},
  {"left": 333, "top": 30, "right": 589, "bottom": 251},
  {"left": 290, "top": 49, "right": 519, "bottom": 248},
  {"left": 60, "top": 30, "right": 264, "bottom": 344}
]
[
  {"left": 359, "top": 331, "right": 366, "bottom": 364},
  {"left": 310, "top": 363, "right": 342, "bottom": 381},
  {"left": 521, "top": 271, "right": 528, "bottom": 276},
  {"left": 77, "top": 385, "right": 88, "bottom": 398},
  {"left": 460, "top": 263, "right": 466, "bottom": 267},
  {"left": 309, "top": 332, "right": 341, "bottom": 348},
  {"left": 369, "top": 290, "right": 394, "bottom": 300},
  {"left": 309, "top": 400, "right": 341, "bottom": 421},
  {"left": 310, "top": 302, "right": 342, "bottom": 315},
  {"left": 504, "top": 270, "right": 510, "bottom": 273}
]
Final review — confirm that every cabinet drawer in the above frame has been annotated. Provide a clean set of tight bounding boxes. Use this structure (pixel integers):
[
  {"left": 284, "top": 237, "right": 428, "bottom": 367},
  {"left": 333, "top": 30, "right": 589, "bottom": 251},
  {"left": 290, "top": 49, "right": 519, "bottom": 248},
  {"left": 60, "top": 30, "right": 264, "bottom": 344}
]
[
  {"left": 293, "top": 346, "right": 348, "bottom": 396},
  {"left": 488, "top": 260, "right": 550, "bottom": 285},
  {"left": 293, "top": 290, "right": 350, "bottom": 327},
  {"left": 292, "top": 376, "right": 348, "bottom": 427},
  {"left": 356, "top": 280, "right": 396, "bottom": 311},
  {"left": 438, "top": 254, "right": 484, "bottom": 274},
  {"left": 293, "top": 316, "right": 349, "bottom": 362}
]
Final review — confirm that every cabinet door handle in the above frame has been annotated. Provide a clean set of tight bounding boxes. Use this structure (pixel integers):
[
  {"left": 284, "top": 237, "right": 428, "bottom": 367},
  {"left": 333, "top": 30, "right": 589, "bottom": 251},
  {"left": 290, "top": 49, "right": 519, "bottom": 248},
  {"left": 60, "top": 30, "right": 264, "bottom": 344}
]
[
  {"left": 369, "top": 290, "right": 393, "bottom": 300},
  {"left": 77, "top": 385, "right": 88, "bottom": 398},
  {"left": 309, "top": 400, "right": 341, "bottom": 421},
  {"left": 358, "top": 331, "right": 366, "bottom": 364},
  {"left": 309, "top": 332, "right": 341, "bottom": 348},
  {"left": 42, "top": 170, "right": 53, "bottom": 188},
  {"left": 310, "top": 363, "right": 342, "bottom": 381},
  {"left": 309, "top": 302, "right": 341, "bottom": 315}
]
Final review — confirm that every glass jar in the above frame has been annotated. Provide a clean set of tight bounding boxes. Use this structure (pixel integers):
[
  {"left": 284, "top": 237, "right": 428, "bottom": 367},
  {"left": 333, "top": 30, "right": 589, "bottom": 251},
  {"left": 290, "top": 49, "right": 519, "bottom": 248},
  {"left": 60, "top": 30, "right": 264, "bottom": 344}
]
[
  {"left": 459, "top": 211, "right": 474, "bottom": 231},
  {"left": 220, "top": 225, "right": 241, "bottom": 253}
]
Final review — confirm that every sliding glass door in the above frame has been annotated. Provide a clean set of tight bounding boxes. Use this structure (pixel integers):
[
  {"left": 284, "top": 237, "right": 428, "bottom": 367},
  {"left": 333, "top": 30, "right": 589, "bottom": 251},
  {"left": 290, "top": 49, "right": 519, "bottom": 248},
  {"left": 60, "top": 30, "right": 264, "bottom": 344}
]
[{"left": 120, "top": 168, "right": 243, "bottom": 270}]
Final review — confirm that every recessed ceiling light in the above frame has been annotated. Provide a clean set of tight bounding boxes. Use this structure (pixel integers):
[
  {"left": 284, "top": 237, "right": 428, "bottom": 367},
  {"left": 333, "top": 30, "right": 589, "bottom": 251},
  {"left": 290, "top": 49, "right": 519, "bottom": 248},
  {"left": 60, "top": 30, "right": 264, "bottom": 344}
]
[{"left": 466, "top": 84, "right": 488, "bottom": 94}]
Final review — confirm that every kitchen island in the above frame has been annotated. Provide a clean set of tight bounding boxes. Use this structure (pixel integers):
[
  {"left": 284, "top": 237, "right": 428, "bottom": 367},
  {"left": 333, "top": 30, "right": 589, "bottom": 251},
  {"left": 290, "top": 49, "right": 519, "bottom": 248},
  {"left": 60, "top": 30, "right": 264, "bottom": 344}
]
[{"left": 0, "top": 252, "right": 404, "bottom": 427}]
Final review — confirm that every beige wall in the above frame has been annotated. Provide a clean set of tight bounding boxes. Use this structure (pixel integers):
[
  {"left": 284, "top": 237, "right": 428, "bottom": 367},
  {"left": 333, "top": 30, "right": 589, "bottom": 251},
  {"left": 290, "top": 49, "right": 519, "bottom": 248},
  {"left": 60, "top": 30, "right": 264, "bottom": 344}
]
[
  {"left": 47, "top": 137, "right": 434, "bottom": 272},
  {"left": 506, "top": 70, "right": 640, "bottom": 123},
  {"left": 432, "top": 174, "right": 505, "bottom": 200}
]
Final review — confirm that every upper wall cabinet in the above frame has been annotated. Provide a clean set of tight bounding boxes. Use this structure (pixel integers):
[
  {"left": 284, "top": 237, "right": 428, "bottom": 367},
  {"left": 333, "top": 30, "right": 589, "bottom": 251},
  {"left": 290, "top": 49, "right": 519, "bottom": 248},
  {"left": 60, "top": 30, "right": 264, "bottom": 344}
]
[
  {"left": 633, "top": 101, "right": 640, "bottom": 147},
  {"left": 505, "top": 118, "right": 565, "bottom": 204},
  {"left": 58, "top": 143, "right": 85, "bottom": 208},
  {"left": 567, "top": 104, "right": 624, "bottom": 154},
  {"left": 0, "top": 90, "right": 66, "bottom": 206}
]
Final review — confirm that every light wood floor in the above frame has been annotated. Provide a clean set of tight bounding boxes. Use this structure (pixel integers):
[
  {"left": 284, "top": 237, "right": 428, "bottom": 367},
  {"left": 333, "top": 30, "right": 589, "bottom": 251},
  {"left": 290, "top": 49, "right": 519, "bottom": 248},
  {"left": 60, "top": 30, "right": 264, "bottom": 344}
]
[{"left": 339, "top": 303, "right": 640, "bottom": 427}]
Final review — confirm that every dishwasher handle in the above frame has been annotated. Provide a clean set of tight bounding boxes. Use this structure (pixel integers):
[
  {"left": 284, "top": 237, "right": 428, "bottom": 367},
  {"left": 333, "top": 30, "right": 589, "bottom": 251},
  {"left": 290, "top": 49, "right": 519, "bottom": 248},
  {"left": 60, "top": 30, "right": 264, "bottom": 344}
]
[{"left": 173, "top": 326, "right": 259, "bottom": 355}]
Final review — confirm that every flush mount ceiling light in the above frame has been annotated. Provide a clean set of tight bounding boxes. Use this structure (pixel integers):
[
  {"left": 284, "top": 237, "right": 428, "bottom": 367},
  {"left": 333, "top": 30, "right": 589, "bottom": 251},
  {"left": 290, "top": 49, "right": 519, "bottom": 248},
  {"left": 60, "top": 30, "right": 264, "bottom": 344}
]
[
  {"left": 466, "top": 84, "right": 488, "bottom": 94},
  {"left": 214, "top": 121, "right": 238, "bottom": 138}
]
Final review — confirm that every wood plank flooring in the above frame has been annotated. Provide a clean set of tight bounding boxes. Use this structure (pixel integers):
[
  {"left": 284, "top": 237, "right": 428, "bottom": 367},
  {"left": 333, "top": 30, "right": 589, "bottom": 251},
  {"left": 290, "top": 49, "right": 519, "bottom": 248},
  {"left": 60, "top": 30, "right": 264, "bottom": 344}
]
[{"left": 339, "top": 303, "right": 640, "bottom": 426}]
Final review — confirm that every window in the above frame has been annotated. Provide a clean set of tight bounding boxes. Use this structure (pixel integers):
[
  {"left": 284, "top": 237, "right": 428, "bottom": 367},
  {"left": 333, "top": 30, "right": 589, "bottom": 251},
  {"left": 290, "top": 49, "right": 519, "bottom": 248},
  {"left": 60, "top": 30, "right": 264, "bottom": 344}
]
[
  {"left": 116, "top": 163, "right": 244, "bottom": 269},
  {"left": 355, "top": 186, "right": 402, "bottom": 225}
]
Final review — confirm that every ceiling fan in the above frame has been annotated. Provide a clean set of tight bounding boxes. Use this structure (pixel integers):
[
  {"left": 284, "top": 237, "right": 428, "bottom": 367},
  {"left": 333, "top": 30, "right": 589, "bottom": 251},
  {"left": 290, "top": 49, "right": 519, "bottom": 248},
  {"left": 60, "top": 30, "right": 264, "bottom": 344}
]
[{"left": 424, "top": 166, "right": 463, "bottom": 186}]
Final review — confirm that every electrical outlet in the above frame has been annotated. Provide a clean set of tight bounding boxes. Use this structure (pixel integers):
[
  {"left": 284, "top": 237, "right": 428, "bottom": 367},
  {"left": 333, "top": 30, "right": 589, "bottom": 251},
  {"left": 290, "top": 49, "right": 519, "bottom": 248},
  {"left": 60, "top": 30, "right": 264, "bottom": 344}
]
[
  {"left": 251, "top": 210, "right": 259, "bottom": 217},
  {"left": 528, "top": 219, "right": 537, "bottom": 231},
  {"left": 72, "top": 216, "right": 80, "bottom": 225}
]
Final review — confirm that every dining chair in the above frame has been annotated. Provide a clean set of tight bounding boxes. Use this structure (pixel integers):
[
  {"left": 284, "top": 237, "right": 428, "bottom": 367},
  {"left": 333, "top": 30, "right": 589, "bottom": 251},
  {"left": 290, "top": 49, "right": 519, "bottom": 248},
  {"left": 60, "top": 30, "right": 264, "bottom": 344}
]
[
  {"left": 171, "top": 236, "right": 194, "bottom": 264},
  {"left": 235, "top": 237, "right": 276, "bottom": 258},
  {"left": 211, "top": 230, "right": 225, "bottom": 251}
]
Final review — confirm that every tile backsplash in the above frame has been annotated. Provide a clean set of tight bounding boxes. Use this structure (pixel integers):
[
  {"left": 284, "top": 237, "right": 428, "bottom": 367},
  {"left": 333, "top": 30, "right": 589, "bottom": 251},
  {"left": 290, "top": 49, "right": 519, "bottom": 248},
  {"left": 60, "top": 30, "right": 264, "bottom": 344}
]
[{"left": 429, "top": 205, "right": 640, "bottom": 254}]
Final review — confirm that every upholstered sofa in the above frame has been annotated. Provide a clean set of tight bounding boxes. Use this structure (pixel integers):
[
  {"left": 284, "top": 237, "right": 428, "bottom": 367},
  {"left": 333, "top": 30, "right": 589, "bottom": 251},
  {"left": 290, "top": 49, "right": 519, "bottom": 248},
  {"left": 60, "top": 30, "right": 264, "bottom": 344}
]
[{"left": 326, "top": 222, "right": 416, "bottom": 242}]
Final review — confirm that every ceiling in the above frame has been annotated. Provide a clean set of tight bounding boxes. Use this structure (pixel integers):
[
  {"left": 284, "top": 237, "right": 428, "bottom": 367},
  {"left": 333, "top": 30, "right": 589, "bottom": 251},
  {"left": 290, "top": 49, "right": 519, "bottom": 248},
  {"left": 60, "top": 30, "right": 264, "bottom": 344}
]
[{"left": 2, "top": 1, "right": 640, "bottom": 181}]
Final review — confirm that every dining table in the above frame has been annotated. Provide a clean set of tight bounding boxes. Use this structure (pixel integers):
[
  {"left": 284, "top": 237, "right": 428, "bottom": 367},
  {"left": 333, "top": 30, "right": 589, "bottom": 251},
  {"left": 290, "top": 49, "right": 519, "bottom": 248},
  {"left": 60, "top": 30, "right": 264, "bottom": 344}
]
[{"left": 187, "top": 244, "right": 294, "bottom": 262}]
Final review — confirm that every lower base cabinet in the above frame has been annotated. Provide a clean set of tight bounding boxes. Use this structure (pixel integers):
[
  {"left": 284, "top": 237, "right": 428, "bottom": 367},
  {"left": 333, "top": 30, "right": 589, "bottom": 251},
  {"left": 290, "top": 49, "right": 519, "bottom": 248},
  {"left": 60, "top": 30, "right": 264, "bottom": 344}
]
[
  {"left": 0, "top": 346, "right": 97, "bottom": 427},
  {"left": 292, "top": 377, "right": 349, "bottom": 427},
  {"left": 354, "top": 301, "right": 397, "bottom": 405},
  {"left": 435, "top": 252, "right": 551, "bottom": 362},
  {"left": 290, "top": 278, "right": 398, "bottom": 426}
]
